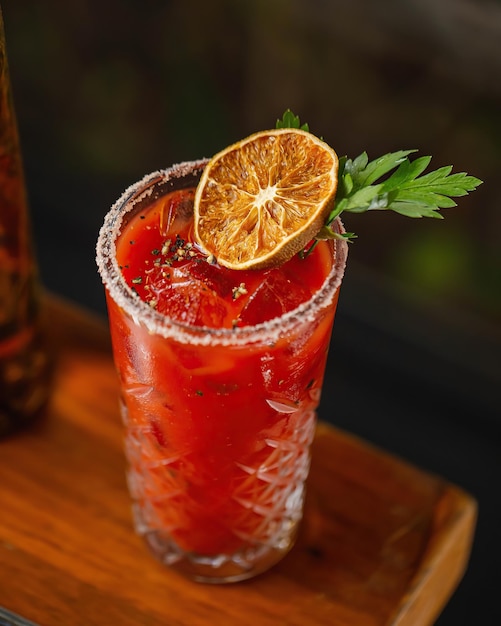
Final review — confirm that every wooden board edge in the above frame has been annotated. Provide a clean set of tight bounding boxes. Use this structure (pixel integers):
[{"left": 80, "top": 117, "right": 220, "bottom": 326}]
[{"left": 388, "top": 484, "right": 477, "bottom": 625}]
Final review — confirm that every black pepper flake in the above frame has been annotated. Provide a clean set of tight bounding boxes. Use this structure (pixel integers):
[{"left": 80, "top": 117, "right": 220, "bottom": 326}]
[
  {"left": 129, "top": 240, "right": 135, "bottom": 245},
  {"left": 306, "top": 379, "right": 315, "bottom": 389},
  {"left": 171, "top": 234, "right": 185, "bottom": 252},
  {"left": 151, "top": 248, "right": 160, "bottom": 255},
  {"left": 195, "top": 390, "right": 204, "bottom": 396}
]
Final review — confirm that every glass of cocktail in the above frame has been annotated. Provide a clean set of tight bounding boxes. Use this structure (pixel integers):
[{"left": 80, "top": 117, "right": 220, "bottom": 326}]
[
  {"left": 97, "top": 114, "right": 480, "bottom": 583},
  {"left": 96, "top": 156, "right": 348, "bottom": 583}
]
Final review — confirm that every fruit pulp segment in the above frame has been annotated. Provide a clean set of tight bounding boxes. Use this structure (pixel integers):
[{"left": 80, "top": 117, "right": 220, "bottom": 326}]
[{"left": 108, "top": 186, "right": 341, "bottom": 559}]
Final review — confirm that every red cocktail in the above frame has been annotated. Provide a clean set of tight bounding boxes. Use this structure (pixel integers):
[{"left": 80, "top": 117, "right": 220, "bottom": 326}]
[{"left": 97, "top": 160, "right": 348, "bottom": 582}]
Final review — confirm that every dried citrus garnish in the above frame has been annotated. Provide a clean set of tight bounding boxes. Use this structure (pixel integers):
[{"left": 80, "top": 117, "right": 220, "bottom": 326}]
[{"left": 193, "top": 128, "right": 339, "bottom": 270}]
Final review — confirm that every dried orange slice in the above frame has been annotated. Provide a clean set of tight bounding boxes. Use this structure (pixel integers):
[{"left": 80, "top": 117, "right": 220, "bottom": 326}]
[{"left": 193, "top": 128, "right": 338, "bottom": 270}]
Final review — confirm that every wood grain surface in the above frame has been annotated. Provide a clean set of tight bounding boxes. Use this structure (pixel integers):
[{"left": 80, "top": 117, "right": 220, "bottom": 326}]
[{"left": 0, "top": 295, "right": 477, "bottom": 626}]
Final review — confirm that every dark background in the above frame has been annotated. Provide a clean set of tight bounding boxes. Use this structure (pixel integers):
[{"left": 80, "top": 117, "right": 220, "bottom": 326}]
[{"left": 3, "top": 1, "right": 500, "bottom": 623}]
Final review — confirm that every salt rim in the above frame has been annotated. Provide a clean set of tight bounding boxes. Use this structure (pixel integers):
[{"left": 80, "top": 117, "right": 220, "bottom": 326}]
[{"left": 96, "top": 160, "right": 348, "bottom": 347}]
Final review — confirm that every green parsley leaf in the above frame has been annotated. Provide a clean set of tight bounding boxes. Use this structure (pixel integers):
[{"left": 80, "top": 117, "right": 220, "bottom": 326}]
[
  {"left": 327, "top": 152, "right": 482, "bottom": 225},
  {"left": 276, "top": 109, "right": 483, "bottom": 242},
  {"left": 276, "top": 109, "right": 309, "bottom": 132}
]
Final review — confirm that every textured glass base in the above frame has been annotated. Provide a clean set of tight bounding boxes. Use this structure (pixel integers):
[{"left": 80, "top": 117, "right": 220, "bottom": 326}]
[
  {"left": 135, "top": 511, "right": 299, "bottom": 583},
  {"left": 0, "top": 320, "right": 51, "bottom": 437},
  {"left": 122, "top": 398, "right": 317, "bottom": 583}
]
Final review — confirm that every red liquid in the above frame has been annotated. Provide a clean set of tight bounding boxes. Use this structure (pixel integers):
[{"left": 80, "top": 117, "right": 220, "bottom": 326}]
[
  {"left": 117, "top": 188, "right": 331, "bottom": 328},
  {"left": 104, "top": 179, "right": 345, "bottom": 578}
]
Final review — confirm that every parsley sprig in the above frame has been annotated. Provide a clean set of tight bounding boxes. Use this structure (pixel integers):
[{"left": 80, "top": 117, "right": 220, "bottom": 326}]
[{"left": 276, "top": 109, "right": 482, "bottom": 243}]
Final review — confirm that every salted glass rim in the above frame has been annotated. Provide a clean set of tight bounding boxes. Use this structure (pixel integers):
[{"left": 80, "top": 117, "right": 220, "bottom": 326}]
[{"left": 96, "top": 159, "right": 348, "bottom": 346}]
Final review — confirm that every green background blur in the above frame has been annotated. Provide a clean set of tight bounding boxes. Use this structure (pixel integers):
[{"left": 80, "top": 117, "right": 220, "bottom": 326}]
[{"left": 3, "top": 0, "right": 500, "bottom": 327}]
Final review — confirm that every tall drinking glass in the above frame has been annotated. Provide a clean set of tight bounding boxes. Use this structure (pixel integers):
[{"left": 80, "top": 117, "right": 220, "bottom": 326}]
[{"left": 96, "top": 160, "right": 348, "bottom": 583}]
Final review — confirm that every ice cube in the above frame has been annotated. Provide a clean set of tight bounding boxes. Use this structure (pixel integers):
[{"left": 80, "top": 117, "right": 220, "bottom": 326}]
[
  {"left": 189, "top": 260, "right": 238, "bottom": 299},
  {"left": 238, "top": 269, "right": 311, "bottom": 325},
  {"left": 156, "top": 281, "right": 227, "bottom": 327}
]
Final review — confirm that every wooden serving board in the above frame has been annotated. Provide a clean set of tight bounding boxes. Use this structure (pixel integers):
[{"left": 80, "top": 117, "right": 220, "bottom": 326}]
[{"left": 0, "top": 295, "right": 476, "bottom": 626}]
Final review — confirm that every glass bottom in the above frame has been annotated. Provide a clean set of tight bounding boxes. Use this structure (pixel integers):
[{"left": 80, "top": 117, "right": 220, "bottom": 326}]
[
  {"left": 122, "top": 399, "right": 317, "bottom": 583},
  {"left": 0, "top": 322, "right": 51, "bottom": 438},
  {"left": 134, "top": 508, "right": 299, "bottom": 583}
]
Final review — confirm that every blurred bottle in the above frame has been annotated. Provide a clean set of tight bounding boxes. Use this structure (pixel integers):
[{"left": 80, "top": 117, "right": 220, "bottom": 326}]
[{"left": 0, "top": 6, "right": 51, "bottom": 437}]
